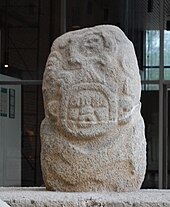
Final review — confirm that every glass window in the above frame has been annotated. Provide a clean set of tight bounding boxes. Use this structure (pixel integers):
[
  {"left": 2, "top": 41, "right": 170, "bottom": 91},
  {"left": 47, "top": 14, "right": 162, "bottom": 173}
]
[
  {"left": 164, "top": 68, "right": 170, "bottom": 80},
  {"left": 164, "top": 31, "right": 170, "bottom": 80},
  {"left": 142, "top": 84, "right": 159, "bottom": 91},
  {"left": 141, "top": 67, "right": 159, "bottom": 80},
  {"left": 142, "top": 30, "right": 160, "bottom": 81},
  {"left": 145, "top": 30, "right": 160, "bottom": 67},
  {"left": 164, "top": 31, "right": 170, "bottom": 67}
]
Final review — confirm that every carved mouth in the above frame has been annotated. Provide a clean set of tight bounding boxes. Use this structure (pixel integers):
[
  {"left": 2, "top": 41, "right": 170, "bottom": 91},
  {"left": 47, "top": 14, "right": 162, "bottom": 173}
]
[
  {"left": 60, "top": 83, "right": 116, "bottom": 137},
  {"left": 67, "top": 90, "right": 109, "bottom": 128}
]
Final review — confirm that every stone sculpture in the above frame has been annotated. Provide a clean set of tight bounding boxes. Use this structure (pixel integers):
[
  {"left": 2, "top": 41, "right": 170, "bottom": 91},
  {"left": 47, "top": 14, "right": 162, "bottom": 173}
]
[{"left": 41, "top": 25, "right": 146, "bottom": 192}]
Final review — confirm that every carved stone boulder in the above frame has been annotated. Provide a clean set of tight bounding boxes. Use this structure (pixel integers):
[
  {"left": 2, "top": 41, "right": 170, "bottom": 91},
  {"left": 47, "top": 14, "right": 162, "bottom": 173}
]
[{"left": 40, "top": 25, "right": 146, "bottom": 192}]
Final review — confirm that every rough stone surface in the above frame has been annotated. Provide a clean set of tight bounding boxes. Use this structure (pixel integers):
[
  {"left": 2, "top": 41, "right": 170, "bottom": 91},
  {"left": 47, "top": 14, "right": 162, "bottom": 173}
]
[
  {"left": 1, "top": 188, "right": 170, "bottom": 207},
  {"left": 41, "top": 25, "right": 146, "bottom": 192}
]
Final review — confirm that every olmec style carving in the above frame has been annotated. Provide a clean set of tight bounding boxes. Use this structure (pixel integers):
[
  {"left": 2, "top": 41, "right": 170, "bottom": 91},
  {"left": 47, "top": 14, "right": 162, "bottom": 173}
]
[
  {"left": 61, "top": 83, "right": 115, "bottom": 137},
  {"left": 41, "top": 25, "right": 146, "bottom": 192}
]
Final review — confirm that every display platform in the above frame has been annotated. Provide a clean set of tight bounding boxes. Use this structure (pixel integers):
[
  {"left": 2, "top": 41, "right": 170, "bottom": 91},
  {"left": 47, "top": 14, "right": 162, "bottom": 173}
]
[{"left": 0, "top": 187, "right": 170, "bottom": 207}]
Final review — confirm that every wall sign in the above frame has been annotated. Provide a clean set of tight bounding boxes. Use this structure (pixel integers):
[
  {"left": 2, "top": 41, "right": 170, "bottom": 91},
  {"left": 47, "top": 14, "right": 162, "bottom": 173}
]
[
  {"left": 0, "top": 88, "right": 8, "bottom": 117},
  {"left": 9, "top": 89, "right": 15, "bottom": 119}
]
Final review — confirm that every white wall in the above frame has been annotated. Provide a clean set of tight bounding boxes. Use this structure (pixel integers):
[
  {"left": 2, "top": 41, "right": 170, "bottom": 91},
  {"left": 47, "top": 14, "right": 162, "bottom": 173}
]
[{"left": 0, "top": 75, "right": 21, "bottom": 186}]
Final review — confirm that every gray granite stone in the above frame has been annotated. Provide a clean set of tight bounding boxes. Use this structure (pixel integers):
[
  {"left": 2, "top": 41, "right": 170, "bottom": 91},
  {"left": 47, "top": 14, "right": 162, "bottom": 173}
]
[{"left": 40, "top": 25, "right": 146, "bottom": 192}]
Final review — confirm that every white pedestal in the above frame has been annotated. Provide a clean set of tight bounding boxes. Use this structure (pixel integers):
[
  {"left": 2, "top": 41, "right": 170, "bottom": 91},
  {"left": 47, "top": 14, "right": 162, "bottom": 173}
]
[{"left": 0, "top": 187, "right": 170, "bottom": 207}]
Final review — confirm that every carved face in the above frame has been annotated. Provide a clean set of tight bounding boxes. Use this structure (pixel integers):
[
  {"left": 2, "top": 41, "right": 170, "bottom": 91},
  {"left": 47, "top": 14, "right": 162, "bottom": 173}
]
[
  {"left": 79, "top": 34, "right": 104, "bottom": 57},
  {"left": 44, "top": 29, "right": 139, "bottom": 139}
]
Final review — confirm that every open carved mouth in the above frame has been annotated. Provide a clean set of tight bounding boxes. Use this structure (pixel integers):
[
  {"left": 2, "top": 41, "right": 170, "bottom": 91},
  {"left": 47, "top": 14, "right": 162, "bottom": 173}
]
[
  {"left": 67, "top": 90, "right": 109, "bottom": 128},
  {"left": 60, "top": 83, "right": 115, "bottom": 137}
]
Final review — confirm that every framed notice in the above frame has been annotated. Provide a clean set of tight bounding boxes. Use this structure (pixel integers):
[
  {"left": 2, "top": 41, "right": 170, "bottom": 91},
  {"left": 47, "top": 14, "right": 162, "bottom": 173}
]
[
  {"left": 9, "top": 89, "right": 15, "bottom": 119},
  {"left": 0, "top": 88, "right": 8, "bottom": 117}
]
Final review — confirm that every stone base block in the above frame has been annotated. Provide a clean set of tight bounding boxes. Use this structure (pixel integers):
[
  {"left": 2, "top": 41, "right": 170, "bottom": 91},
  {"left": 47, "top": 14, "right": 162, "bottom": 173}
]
[{"left": 0, "top": 187, "right": 170, "bottom": 207}]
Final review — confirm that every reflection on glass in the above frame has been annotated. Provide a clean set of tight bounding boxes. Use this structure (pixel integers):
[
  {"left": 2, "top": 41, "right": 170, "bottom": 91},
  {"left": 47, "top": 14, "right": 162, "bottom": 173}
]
[
  {"left": 164, "top": 68, "right": 170, "bottom": 80},
  {"left": 142, "top": 84, "right": 159, "bottom": 91},
  {"left": 145, "top": 30, "right": 160, "bottom": 67},
  {"left": 164, "top": 31, "right": 170, "bottom": 67},
  {"left": 141, "top": 68, "right": 159, "bottom": 80},
  {"left": 142, "top": 30, "right": 160, "bottom": 81}
]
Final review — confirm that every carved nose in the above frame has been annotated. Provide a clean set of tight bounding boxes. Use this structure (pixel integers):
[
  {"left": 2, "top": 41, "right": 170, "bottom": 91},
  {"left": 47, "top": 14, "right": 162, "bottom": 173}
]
[{"left": 68, "top": 48, "right": 81, "bottom": 65}]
